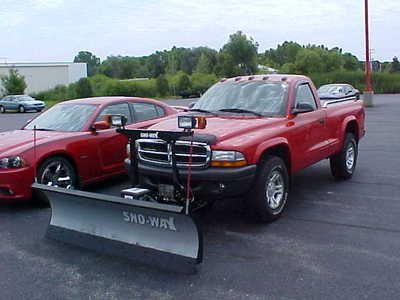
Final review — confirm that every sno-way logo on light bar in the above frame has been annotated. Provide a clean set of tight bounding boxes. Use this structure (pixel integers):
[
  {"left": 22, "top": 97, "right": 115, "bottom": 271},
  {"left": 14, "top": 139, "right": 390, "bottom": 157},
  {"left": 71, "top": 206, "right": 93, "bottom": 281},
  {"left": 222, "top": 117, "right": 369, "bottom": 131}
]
[
  {"left": 140, "top": 132, "right": 159, "bottom": 139},
  {"left": 122, "top": 211, "right": 176, "bottom": 231}
]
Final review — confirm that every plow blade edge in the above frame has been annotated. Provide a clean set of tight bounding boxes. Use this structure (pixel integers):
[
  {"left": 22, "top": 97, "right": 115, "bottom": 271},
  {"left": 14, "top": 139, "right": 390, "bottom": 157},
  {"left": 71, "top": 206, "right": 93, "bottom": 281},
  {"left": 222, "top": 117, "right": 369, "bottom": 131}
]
[{"left": 32, "top": 183, "right": 202, "bottom": 273}]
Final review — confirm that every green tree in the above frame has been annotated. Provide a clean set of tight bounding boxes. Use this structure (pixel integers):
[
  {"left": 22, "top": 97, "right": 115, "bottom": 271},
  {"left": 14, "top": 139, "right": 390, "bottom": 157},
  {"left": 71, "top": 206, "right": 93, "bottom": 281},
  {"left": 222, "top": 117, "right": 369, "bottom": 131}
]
[
  {"left": 221, "top": 31, "right": 259, "bottom": 75},
  {"left": 390, "top": 57, "right": 400, "bottom": 73},
  {"left": 195, "top": 53, "right": 213, "bottom": 74},
  {"left": 215, "top": 52, "right": 240, "bottom": 77},
  {"left": 74, "top": 51, "right": 101, "bottom": 76},
  {"left": 263, "top": 41, "right": 302, "bottom": 67},
  {"left": 1, "top": 69, "right": 27, "bottom": 95},
  {"left": 75, "top": 78, "right": 93, "bottom": 98},
  {"left": 156, "top": 75, "right": 169, "bottom": 96},
  {"left": 343, "top": 53, "right": 360, "bottom": 70},
  {"left": 294, "top": 49, "right": 324, "bottom": 74},
  {"left": 177, "top": 73, "right": 191, "bottom": 92}
]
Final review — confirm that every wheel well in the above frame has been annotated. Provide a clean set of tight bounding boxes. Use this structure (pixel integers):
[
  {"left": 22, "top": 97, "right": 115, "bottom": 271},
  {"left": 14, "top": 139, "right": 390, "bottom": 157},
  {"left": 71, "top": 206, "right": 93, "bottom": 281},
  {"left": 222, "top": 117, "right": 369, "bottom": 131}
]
[
  {"left": 259, "top": 144, "right": 291, "bottom": 174},
  {"left": 345, "top": 120, "right": 359, "bottom": 142},
  {"left": 36, "top": 153, "right": 78, "bottom": 182}
]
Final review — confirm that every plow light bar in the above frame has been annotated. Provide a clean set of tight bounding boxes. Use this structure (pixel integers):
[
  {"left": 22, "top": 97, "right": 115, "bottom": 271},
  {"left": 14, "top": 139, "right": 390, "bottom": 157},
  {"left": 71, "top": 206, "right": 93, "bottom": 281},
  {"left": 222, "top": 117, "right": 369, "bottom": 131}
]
[{"left": 178, "top": 115, "right": 207, "bottom": 130}]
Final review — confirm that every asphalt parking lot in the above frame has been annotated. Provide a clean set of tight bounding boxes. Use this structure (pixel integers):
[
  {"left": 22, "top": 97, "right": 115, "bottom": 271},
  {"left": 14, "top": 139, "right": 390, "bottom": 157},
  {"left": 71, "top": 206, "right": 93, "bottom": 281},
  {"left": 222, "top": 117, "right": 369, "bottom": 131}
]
[{"left": 1, "top": 95, "right": 400, "bottom": 299}]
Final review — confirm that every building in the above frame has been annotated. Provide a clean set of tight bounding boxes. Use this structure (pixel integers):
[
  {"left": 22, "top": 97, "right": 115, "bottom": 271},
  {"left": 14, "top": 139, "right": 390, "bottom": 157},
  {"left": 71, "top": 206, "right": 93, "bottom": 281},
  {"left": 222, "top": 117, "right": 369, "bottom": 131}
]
[{"left": 0, "top": 62, "right": 87, "bottom": 94}]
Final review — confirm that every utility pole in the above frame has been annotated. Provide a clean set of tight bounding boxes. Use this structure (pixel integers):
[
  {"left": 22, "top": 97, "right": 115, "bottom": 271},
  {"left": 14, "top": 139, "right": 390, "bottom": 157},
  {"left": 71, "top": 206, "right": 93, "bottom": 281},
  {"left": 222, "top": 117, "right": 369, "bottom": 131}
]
[{"left": 364, "top": 0, "right": 374, "bottom": 107}]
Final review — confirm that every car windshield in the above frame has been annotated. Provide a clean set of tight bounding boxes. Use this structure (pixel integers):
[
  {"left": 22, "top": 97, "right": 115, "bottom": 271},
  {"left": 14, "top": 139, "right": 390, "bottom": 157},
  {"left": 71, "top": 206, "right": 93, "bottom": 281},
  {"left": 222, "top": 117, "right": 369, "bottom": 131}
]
[
  {"left": 25, "top": 104, "right": 97, "bottom": 132},
  {"left": 318, "top": 85, "right": 344, "bottom": 94},
  {"left": 192, "top": 81, "right": 288, "bottom": 116}
]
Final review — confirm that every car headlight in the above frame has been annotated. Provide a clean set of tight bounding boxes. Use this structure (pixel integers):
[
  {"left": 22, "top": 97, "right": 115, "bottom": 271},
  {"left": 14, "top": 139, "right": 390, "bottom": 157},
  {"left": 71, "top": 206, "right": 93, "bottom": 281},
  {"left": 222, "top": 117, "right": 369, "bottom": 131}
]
[
  {"left": 0, "top": 156, "right": 27, "bottom": 169},
  {"left": 211, "top": 151, "right": 247, "bottom": 167}
]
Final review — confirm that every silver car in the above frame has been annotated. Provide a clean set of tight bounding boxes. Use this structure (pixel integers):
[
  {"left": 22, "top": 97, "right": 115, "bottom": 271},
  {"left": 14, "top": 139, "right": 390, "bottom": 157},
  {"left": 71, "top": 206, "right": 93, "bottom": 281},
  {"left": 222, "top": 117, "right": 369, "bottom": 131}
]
[{"left": 0, "top": 95, "right": 45, "bottom": 113}]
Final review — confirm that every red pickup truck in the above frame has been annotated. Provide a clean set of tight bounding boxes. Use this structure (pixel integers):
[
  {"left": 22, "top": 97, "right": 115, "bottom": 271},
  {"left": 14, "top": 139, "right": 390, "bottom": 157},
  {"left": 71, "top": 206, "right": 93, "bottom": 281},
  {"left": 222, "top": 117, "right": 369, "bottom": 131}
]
[{"left": 134, "top": 75, "right": 365, "bottom": 222}]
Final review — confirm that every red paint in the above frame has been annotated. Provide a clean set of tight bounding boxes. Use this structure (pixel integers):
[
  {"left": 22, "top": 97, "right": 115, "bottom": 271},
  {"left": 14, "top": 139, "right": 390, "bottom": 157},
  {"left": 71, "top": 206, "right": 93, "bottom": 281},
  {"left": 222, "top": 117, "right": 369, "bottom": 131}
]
[
  {"left": 0, "top": 97, "right": 177, "bottom": 201},
  {"left": 151, "top": 75, "right": 365, "bottom": 174}
]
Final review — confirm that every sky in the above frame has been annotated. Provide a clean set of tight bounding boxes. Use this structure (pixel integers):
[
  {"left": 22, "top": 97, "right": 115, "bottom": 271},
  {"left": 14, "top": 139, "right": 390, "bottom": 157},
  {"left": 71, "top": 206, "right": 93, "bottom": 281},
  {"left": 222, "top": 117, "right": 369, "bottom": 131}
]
[{"left": 0, "top": 0, "right": 399, "bottom": 63}]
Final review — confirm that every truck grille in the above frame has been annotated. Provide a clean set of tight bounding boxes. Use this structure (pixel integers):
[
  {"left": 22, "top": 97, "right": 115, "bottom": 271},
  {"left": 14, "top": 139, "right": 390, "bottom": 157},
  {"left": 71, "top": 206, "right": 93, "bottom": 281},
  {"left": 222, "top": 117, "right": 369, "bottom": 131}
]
[{"left": 137, "top": 139, "right": 211, "bottom": 168}]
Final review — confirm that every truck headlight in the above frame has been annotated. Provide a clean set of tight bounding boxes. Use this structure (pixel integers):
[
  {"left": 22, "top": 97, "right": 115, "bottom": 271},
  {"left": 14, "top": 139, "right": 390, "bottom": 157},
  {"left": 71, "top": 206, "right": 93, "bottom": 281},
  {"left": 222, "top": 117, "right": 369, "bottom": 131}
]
[
  {"left": 0, "top": 156, "right": 27, "bottom": 169},
  {"left": 211, "top": 151, "right": 247, "bottom": 167}
]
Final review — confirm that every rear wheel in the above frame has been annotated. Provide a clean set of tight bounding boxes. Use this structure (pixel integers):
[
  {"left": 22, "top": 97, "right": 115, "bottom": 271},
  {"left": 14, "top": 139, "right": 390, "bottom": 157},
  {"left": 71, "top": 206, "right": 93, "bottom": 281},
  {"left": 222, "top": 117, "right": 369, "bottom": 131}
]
[
  {"left": 247, "top": 156, "right": 289, "bottom": 222},
  {"left": 330, "top": 133, "right": 358, "bottom": 179},
  {"left": 0, "top": 106, "right": 5, "bottom": 113},
  {"left": 19, "top": 105, "right": 25, "bottom": 113}
]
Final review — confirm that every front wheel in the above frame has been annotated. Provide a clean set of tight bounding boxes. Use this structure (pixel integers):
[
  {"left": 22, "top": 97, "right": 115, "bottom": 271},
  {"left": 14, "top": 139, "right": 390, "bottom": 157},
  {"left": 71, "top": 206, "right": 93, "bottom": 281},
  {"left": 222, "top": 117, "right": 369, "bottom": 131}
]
[
  {"left": 0, "top": 106, "right": 5, "bottom": 113},
  {"left": 247, "top": 156, "right": 289, "bottom": 223},
  {"left": 19, "top": 105, "right": 25, "bottom": 113},
  {"left": 37, "top": 156, "right": 77, "bottom": 189},
  {"left": 330, "top": 133, "right": 358, "bottom": 180}
]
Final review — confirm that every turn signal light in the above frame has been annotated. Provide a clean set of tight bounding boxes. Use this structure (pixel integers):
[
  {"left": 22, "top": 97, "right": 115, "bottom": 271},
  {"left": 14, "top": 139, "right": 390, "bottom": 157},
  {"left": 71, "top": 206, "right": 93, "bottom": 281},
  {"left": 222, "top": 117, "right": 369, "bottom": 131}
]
[{"left": 210, "top": 160, "right": 247, "bottom": 167}]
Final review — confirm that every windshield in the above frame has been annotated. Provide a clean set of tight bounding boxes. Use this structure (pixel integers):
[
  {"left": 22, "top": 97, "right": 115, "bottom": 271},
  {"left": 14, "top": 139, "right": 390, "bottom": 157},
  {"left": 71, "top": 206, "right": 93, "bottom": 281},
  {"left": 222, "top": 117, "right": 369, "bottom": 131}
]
[
  {"left": 193, "top": 81, "right": 288, "bottom": 116},
  {"left": 25, "top": 104, "right": 97, "bottom": 132},
  {"left": 318, "top": 85, "right": 344, "bottom": 94}
]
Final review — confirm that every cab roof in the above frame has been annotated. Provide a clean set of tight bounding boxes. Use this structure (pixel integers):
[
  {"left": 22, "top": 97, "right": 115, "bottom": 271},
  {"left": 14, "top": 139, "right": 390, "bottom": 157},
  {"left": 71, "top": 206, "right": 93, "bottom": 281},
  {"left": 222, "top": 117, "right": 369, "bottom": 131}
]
[
  {"left": 220, "top": 74, "right": 310, "bottom": 84},
  {"left": 59, "top": 96, "right": 162, "bottom": 106}
]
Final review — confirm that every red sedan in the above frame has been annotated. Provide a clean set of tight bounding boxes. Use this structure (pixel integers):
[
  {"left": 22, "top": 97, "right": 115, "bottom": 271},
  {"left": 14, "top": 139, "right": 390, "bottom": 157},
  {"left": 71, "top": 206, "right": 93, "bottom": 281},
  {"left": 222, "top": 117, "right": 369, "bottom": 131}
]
[{"left": 0, "top": 97, "right": 177, "bottom": 201}]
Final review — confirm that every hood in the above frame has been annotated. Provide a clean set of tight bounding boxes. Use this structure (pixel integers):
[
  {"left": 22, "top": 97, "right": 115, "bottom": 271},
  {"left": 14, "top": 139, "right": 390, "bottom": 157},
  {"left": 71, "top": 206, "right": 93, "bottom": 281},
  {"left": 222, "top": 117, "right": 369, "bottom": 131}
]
[
  {"left": 149, "top": 114, "right": 283, "bottom": 143},
  {"left": 0, "top": 130, "right": 78, "bottom": 157}
]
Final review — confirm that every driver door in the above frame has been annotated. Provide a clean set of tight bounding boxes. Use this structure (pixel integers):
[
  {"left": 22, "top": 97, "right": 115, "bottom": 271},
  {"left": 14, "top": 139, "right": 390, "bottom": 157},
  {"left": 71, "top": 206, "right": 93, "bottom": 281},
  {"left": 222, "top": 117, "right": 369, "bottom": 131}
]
[
  {"left": 90, "top": 102, "right": 133, "bottom": 176},
  {"left": 290, "top": 83, "right": 328, "bottom": 169}
]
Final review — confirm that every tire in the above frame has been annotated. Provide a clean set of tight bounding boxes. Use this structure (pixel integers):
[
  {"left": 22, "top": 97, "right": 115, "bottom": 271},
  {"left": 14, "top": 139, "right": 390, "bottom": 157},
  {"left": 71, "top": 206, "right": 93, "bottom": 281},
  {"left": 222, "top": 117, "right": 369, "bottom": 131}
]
[
  {"left": 0, "top": 106, "right": 5, "bottom": 113},
  {"left": 330, "top": 133, "right": 358, "bottom": 180},
  {"left": 19, "top": 105, "right": 25, "bottom": 113},
  {"left": 36, "top": 109, "right": 42, "bottom": 112},
  {"left": 247, "top": 156, "right": 289, "bottom": 223},
  {"left": 37, "top": 156, "right": 78, "bottom": 189}
]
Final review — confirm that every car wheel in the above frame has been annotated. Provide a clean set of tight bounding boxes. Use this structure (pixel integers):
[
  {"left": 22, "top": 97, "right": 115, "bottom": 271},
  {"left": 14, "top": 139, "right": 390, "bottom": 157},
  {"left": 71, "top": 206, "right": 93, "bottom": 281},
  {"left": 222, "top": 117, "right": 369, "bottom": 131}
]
[
  {"left": 0, "top": 106, "right": 5, "bottom": 113},
  {"left": 19, "top": 105, "right": 25, "bottom": 113},
  {"left": 36, "top": 109, "right": 42, "bottom": 112},
  {"left": 247, "top": 156, "right": 289, "bottom": 223},
  {"left": 330, "top": 133, "right": 358, "bottom": 180},
  {"left": 37, "top": 156, "right": 77, "bottom": 189}
]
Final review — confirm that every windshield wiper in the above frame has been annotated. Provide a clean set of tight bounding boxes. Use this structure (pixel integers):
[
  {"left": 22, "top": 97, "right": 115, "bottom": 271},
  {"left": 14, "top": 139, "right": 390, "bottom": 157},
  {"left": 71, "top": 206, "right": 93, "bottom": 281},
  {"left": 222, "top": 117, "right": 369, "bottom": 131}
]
[
  {"left": 32, "top": 128, "right": 55, "bottom": 131},
  {"left": 189, "top": 108, "right": 215, "bottom": 114},
  {"left": 218, "top": 108, "right": 263, "bottom": 116}
]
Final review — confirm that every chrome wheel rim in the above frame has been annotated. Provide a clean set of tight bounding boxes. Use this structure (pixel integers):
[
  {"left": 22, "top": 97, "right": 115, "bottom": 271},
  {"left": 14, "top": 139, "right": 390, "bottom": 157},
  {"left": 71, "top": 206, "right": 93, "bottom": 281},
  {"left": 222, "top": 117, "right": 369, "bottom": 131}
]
[
  {"left": 19, "top": 106, "right": 24, "bottom": 113},
  {"left": 265, "top": 169, "right": 284, "bottom": 209},
  {"left": 345, "top": 143, "right": 355, "bottom": 170},
  {"left": 40, "top": 161, "right": 73, "bottom": 188},
  {"left": 0, "top": 107, "right": 4, "bottom": 113}
]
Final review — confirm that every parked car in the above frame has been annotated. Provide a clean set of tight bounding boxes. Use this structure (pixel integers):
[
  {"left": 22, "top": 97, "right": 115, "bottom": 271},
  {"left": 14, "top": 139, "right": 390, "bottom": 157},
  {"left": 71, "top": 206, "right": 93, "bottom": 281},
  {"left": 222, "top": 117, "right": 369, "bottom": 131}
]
[
  {"left": 0, "top": 96, "right": 177, "bottom": 201},
  {"left": 128, "top": 75, "right": 365, "bottom": 222},
  {"left": 317, "top": 84, "right": 360, "bottom": 104},
  {"left": 0, "top": 95, "right": 45, "bottom": 113}
]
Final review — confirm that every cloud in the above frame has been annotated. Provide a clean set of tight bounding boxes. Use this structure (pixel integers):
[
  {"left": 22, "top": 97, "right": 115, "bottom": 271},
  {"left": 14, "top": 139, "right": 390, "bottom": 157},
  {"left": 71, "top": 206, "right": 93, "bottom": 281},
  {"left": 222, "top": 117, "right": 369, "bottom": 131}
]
[
  {"left": 31, "top": 0, "right": 65, "bottom": 9},
  {"left": 0, "top": 0, "right": 398, "bottom": 61}
]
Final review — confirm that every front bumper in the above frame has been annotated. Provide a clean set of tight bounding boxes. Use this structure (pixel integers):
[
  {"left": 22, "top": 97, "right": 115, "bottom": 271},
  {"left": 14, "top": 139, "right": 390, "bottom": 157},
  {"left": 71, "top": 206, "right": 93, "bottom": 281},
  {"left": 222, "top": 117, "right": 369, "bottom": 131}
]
[
  {"left": 0, "top": 167, "right": 34, "bottom": 200},
  {"left": 124, "top": 159, "right": 257, "bottom": 198},
  {"left": 26, "top": 105, "right": 45, "bottom": 111}
]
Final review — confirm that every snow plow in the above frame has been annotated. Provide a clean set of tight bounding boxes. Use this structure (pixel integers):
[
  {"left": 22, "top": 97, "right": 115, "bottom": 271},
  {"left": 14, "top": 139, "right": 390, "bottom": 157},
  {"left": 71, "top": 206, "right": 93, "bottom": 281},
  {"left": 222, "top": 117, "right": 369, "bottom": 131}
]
[{"left": 32, "top": 115, "right": 207, "bottom": 273}]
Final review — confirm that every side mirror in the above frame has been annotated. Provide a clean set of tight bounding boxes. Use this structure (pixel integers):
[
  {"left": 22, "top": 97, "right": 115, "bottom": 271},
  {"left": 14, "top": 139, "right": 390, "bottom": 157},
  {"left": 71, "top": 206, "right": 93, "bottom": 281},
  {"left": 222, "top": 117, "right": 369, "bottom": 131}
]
[
  {"left": 188, "top": 102, "right": 196, "bottom": 109},
  {"left": 91, "top": 121, "right": 110, "bottom": 131},
  {"left": 292, "top": 103, "right": 314, "bottom": 115}
]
